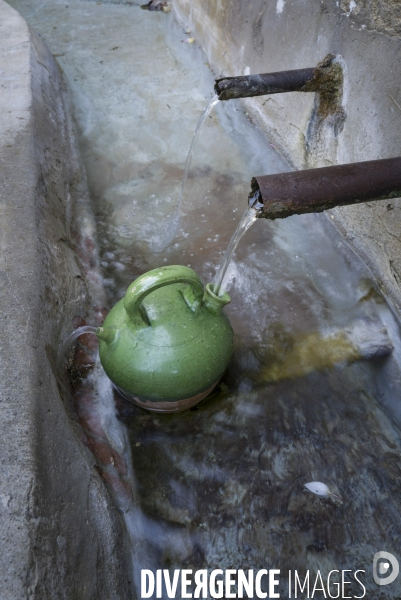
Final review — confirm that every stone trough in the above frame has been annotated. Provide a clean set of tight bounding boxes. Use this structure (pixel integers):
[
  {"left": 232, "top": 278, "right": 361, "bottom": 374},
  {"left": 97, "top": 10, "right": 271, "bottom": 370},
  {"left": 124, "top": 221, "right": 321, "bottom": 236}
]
[{"left": 2, "top": 0, "right": 401, "bottom": 598}]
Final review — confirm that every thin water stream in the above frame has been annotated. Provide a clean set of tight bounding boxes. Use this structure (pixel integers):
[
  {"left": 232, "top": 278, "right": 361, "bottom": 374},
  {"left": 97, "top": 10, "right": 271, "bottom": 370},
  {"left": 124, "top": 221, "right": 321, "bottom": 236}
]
[
  {"left": 175, "top": 94, "right": 219, "bottom": 222},
  {"left": 8, "top": 0, "right": 401, "bottom": 597},
  {"left": 213, "top": 205, "right": 258, "bottom": 296},
  {"left": 57, "top": 325, "right": 98, "bottom": 374},
  {"left": 149, "top": 93, "right": 219, "bottom": 251}
]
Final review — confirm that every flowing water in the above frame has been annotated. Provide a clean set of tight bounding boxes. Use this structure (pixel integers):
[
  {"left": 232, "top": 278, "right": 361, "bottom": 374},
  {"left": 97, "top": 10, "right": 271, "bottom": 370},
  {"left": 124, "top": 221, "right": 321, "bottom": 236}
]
[
  {"left": 150, "top": 93, "right": 219, "bottom": 251},
  {"left": 175, "top": 94, "right": 219, "bottom": 221},
  {"left": 57, "top": 325, "right": 98, "bottom": 375},
  {"left": 9, "top": 1, "right": 401, "bottom": 597},
  {"left": 213, "top": 205, "right": 258, "bottom": 296}
]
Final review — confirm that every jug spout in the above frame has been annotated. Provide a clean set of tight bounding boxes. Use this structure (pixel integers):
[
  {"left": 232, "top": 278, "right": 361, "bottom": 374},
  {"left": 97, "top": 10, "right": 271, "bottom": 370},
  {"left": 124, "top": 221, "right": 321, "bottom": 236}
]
[
  {"left": 96, "top": 327, "right": 117, "bottom": 344},
  {"left": 203, "top": 283, "right": 230, "bottom": 315}
]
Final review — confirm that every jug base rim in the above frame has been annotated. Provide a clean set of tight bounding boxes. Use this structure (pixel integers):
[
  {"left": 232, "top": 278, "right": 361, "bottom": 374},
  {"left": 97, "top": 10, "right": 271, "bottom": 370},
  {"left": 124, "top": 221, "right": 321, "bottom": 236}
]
[{"left": 115, "top": 380, "right": 219, "bottom": 413}]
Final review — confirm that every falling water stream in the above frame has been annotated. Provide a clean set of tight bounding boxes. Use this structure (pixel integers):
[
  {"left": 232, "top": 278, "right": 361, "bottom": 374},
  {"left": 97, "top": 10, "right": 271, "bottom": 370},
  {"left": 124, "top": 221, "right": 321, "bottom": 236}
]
[
  {"left": 213, "top": 205, "right": 258, "bottom": 295},
  {"left": 175, "top": 94, "right": 219, "bottom": 221},
  {"left": 149, "top": 94, "right": 219, "bottom": 251},
  {"left": 57, "top": 325, "right": 98, "bottom": 374},
  {"left": 9, "top": 1, "right": 401, "bottom": 597}
]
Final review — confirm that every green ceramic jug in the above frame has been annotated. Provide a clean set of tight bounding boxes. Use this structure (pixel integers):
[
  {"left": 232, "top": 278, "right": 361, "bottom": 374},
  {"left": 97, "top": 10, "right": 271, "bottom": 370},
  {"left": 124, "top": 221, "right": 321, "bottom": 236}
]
[{"left": 96, "top": 265, "right": 234, "bottom": 412}]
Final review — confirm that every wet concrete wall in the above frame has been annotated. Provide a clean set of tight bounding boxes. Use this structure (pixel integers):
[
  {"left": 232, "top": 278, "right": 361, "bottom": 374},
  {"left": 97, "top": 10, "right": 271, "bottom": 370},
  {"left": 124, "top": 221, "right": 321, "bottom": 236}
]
[
  {"left": 172, "top": 0, "right": 401, "bottom": 319},
  {"left": 0, "top": 2, "right": 130, "bottom": 598}
]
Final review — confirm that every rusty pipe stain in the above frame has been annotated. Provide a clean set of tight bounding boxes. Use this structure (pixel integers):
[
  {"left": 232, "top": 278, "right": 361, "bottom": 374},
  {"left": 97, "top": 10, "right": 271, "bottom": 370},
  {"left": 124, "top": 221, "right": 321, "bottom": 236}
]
[{"left": 250, "top": 157, "right": 401, "bottom": 220}]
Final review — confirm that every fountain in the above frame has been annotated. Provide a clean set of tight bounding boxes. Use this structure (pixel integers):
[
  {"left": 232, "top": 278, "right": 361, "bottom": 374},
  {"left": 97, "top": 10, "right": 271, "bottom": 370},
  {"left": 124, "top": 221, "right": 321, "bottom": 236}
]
[{"left": 4, "top": 1, "right": 401, "bottom": 598}]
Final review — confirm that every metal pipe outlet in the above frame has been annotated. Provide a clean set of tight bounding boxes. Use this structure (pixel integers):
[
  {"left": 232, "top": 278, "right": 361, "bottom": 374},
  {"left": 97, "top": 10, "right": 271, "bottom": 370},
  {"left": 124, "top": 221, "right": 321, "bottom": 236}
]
[
  {"left": 215, "top": 68, "right": 318, "bottom": 101},
  {"left": 250, "top": 157, "right": 401, "bottom": 220}
]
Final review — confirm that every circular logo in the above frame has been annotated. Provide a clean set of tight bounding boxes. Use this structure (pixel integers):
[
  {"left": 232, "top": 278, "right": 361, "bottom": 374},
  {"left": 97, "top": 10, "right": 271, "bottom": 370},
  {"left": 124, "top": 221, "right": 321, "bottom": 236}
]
[{"left": 373, "top": 551, "right": 399, "bottom": 586}]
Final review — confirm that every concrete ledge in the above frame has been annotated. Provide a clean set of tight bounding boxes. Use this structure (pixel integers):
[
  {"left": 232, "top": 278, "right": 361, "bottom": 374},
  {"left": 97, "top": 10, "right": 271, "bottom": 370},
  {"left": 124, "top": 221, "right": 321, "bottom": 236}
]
[{"left": 0, "top": 2, "right": 130, "bottom": 597}]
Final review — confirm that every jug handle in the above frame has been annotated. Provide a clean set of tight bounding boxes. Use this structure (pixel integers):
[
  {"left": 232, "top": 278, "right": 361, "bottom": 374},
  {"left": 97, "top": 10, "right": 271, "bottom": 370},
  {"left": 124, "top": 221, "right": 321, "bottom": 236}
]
[{"left": 124, "top": 265, "right": 204, "bottom": 329}]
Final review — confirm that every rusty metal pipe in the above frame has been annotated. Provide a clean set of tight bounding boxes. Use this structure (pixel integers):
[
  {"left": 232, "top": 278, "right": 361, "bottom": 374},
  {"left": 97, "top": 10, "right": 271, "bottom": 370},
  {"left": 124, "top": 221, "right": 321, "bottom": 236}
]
[
  {"left": 250, "top": 157, "right": 401, "bottom": 220},
  {"left": 215, "top": 68, "right": 318, "bottom": 101}
]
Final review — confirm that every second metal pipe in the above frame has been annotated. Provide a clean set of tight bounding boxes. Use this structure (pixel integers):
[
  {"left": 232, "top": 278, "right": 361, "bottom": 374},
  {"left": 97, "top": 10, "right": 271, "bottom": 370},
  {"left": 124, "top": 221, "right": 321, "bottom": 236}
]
[{"left": 251, "top": 157, "right": 401, "bottom": 219}]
